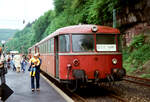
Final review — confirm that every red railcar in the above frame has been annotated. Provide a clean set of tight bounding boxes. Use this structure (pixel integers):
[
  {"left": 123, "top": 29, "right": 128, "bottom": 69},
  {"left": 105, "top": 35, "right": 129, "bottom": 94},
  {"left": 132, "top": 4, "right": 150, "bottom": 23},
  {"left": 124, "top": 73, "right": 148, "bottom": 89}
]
[{"left": 28, "top": 25, "right": 126, "bottom": 90}]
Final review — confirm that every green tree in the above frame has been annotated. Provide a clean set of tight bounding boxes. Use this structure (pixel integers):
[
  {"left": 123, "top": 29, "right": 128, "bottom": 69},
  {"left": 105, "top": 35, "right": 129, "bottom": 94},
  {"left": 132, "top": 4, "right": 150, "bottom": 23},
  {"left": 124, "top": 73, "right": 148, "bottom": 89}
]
[{"left": 33, "top": 10, "right": 55, "bottom": 42}]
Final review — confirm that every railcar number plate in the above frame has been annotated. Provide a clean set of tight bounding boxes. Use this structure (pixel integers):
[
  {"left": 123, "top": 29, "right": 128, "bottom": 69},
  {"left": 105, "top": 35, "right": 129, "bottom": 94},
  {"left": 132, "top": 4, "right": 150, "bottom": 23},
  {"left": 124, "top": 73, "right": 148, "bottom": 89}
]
[{"left": 96, "top": 44, "right": 116, "bottom": 51}]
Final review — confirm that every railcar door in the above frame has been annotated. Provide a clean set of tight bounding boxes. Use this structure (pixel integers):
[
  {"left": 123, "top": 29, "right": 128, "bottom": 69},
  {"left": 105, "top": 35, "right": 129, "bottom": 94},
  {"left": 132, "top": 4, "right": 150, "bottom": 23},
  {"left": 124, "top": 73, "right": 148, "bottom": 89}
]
[{"left": 55, "top": 36, "right": 59, "bottom": 78}]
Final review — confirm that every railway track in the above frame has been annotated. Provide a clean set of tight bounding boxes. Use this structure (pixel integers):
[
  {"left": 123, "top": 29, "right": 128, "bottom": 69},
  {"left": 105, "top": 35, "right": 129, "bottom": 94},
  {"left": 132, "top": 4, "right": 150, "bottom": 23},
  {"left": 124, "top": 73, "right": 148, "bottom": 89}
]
[
  {"left": 41, "top": 70, "right": 87, "bottom": 102},
  {"left": 41, "top": 70, "right": 127, "bottom": 102},
  {"left": 68, "top": 91, "right": 87, "bottom": 102},
  {"left": 123, "top": 75, "right": 150, "bottom": 87}
]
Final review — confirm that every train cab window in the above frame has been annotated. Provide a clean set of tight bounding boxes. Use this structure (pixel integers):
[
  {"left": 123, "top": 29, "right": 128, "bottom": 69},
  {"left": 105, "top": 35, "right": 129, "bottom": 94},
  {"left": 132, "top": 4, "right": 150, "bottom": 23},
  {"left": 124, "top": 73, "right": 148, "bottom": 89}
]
[
  {"left": 59, "top": 35, "right": 70, "bottom": 52},
  {"left": 96, "top": 34, "right": 116, "bottom": 51},
  {"left": 72, "top": 35, "right": 94, "bottom": 52}
]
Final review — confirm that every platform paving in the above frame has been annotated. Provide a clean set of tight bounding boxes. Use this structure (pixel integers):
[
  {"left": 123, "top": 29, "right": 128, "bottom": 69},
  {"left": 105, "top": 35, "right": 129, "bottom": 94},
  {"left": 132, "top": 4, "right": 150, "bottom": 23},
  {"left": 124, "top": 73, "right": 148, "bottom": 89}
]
[{"left": 3, "top": 68, "right": 66, "bottom": 102}]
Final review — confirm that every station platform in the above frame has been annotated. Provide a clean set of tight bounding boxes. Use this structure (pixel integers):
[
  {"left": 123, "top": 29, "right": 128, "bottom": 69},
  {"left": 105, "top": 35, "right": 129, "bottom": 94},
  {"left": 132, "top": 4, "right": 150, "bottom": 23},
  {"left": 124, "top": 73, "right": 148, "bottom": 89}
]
[{"left": 3, "top": 68, "right": 67, "bottom": 102}]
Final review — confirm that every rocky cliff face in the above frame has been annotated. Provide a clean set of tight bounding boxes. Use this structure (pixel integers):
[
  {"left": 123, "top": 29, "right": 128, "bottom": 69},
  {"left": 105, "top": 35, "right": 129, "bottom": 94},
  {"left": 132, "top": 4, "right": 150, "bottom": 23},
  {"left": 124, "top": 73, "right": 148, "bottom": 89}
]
[
  {"left": 119, "top": 0, "right": 150, "bottom": 46},
  {"left": 118, "top": 0, "right": 150, "bottom": 26}
]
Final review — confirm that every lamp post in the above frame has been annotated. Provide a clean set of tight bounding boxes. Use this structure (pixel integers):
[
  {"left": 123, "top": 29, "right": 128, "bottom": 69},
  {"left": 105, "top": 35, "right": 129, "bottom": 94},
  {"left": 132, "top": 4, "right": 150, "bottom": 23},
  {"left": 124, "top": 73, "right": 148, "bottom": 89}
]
[
  {"left": 113, "top": 9, "right": 116, "bottom": 28},
  {"left": 113, "top": 0, "right": 117, "bottom": 28}
]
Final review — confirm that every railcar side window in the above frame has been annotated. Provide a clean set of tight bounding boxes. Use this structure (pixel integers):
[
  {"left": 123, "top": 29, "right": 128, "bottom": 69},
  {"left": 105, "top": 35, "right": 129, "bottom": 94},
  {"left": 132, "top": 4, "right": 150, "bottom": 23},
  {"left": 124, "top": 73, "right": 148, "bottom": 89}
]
[
  {"left": 44, "top": 42, "right": 46, "bottom": 53},
  {"left": 96, "top": 35, "right": 116, "bottom": 51},
  {"left": 59, "top": 35, "right": 70, "bottom": 52},
  {"left": 29, "top": 49, "right": 31, "bottom": 54},
  {"left": 48, "top": 40, "right": 51, "bottom": 53},
  {"left": 72, "top": 35, "right": 94, "bottom": 52},
  {"left": 46, "top": 41, "right": 48, "bottom": 53},
  {"left": 51, "top": 38, "right": 54, "bottom": 53}
]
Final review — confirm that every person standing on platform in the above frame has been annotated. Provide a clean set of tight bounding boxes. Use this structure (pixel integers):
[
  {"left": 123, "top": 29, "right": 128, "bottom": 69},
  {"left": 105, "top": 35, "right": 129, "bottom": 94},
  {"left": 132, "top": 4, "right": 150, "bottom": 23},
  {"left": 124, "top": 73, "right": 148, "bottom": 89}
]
[
  {"left": 13, "top": 53, "right": 21, "bottom": 72},
  {"left": 7, "top": 54, "right": 11, "bottom": 69},
  {"left": 36, "top": 53, "right": 42, "bottom": 91},
  {"left": 21, "top": 57, "right": 27, "bottom": 72},
  {"left": 10, "top": 53, "right": 16, "bottom": 71},
  {"left": 11, "top": 58, "right": 16, "bottom": 71},
  {"left": 29, "top": 53, "right": 40, "bottom": 91}
]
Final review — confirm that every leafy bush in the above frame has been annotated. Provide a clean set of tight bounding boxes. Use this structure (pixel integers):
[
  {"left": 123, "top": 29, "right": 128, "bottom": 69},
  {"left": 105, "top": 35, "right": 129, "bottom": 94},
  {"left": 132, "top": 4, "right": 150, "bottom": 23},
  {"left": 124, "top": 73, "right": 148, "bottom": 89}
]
[
  {"left": 123, "top": 34, "right": 150, "bottom": 74},
  {"left": 129, "top": 34, "right": 145, "bottom": 49},
  {"left": 130, "top": 43, "right": 150, "bottom": 64},
  {"left": 140, "top": 74, "right": 150, "bottom": 78}
]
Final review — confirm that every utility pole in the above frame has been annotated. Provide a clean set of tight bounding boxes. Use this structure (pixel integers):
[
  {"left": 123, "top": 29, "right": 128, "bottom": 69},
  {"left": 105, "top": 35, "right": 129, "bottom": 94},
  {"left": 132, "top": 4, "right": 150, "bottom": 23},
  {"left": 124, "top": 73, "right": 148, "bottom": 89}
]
[{"left": 113, "top": 9, "right": 117, "bottom": 28}]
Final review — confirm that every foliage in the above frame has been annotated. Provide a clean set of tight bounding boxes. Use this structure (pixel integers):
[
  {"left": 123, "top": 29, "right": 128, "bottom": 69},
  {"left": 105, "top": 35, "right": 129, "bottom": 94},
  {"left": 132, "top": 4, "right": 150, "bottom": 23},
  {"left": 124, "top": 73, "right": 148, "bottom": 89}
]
[
  {"left": 122, "top": 47, "right": 130, "bottom": 61},
  {"left": 129, "top": 34, "right": 145, "bottom": 49},
  {"left": 6, "top": 26, "right": 33, "bottom": 53},
  {"left": 53, "top": 0, "right": 65, "bottom": 15},
  {"left": 123, "top": 34, "right": 150, "bottom": 76},
  {"left": 130, "top": 43, "right": 150, "bottom": 65},
  {"left": 33, "top": 10, "right": 55, "bottom": 42},
  {"left": 6, "top": 0, "right": 140, "bottom": 54}
]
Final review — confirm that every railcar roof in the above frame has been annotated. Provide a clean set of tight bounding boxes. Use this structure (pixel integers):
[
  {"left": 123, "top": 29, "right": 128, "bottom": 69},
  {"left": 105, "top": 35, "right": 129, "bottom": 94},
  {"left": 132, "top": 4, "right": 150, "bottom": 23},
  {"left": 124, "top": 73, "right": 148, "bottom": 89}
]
[
  {"left": 56, "top": 24, "right": 120, "bottom": 34},
  {"left": 33, "top": 24, "right": 120, "bottom": 46}
]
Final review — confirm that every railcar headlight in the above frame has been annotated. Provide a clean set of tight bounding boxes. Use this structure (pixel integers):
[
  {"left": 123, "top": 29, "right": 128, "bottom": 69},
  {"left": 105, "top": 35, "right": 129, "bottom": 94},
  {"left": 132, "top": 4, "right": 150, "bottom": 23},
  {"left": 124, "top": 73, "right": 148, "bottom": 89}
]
[
  {"left": 112, "top": 58, "right": 117, "bottom": 65},
  {"left": 91, "top": 25, "right": 98, "bottom": 32},
  {"left": 73, "top": 59, "right": 79, "bottom": 66}
]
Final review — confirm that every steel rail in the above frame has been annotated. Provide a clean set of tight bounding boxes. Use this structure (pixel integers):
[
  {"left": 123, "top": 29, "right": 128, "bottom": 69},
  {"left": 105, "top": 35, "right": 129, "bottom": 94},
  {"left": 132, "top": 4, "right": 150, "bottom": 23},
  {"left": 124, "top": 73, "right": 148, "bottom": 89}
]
[
  {"left": 126, "top": 75, "right": 150, "bottom": 82},
  {"left": 124, "top": 79, "right": 150, "bottom": 87},
  {"left": 71, "top": 93, "right": 87, "bottom": 102},
  {"left": 109, "top": 94, "right": 127, "bottom": 102}
]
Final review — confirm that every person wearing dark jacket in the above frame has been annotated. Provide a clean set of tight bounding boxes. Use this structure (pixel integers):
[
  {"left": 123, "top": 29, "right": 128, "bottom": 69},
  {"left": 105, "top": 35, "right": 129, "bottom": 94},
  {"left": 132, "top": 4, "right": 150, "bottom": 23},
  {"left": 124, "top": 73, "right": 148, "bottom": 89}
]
[
  {"left": 36, "top": 53, "right": 42, "bottom": 91},
  {"left": 29, "top": 53, "right": 40, "bottom": 91}
]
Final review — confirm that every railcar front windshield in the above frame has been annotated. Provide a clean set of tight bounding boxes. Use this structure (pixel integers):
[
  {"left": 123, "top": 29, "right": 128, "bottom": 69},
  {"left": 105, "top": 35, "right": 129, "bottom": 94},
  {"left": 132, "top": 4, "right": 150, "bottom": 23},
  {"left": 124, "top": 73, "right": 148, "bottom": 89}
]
[
  {"left": 96, "top": 34, "right": 118, "bottom": 51},
  {"left": 72, "top": 34, "right": 122, "bottom": 52},
  {"left": 72, "top": 34, "right": 94, "bottom": 52}
]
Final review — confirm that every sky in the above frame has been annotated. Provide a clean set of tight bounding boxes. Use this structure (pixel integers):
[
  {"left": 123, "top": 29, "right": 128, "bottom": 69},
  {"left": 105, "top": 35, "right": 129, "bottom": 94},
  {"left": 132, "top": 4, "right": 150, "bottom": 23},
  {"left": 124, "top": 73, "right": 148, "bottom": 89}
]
[{"left": 0, "top": 0, "right": 54, "bottom": 30}]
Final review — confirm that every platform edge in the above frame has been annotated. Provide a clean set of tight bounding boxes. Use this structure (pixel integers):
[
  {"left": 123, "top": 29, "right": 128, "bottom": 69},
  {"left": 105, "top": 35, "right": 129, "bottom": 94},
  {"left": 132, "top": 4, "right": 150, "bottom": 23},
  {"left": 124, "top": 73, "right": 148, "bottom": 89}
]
[{"left": 40, "top": 74, "right": 74, "bottom": 102}]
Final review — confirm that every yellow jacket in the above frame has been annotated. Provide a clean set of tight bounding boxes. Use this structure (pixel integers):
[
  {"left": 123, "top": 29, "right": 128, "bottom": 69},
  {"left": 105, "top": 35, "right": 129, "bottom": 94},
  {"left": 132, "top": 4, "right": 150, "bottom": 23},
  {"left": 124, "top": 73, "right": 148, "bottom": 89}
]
[{"left": 29, "top": 57, "right": 40, "bottom": 66}]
